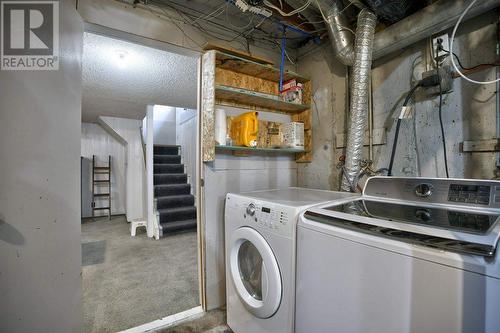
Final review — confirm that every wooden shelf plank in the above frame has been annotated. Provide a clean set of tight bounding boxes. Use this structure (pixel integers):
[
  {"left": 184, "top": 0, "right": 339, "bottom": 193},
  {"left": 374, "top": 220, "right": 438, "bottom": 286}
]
[
  {"left": 215, "top": 85, "right": 310, "bottom": 113},
  {"left": 215, "top": 51, "right": 309, "bottom": 83},
  {"left": 216, "top": 145, "right": 305, "bottom": 154}
]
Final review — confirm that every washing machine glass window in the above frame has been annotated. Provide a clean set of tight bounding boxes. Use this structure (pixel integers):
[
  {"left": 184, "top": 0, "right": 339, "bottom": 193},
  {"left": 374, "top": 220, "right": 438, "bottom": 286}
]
[
  {"left": 238, "top": 241, "right": 263, "bottom": 300},
  {"left": 230, "top": 227, "right": 282, "bottom": 319}
]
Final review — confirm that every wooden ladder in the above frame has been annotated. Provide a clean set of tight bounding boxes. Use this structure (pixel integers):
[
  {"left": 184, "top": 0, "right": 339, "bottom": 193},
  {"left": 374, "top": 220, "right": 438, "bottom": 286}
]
[{"left": 92, "top": 155, "right": 111, "bottom": 220}]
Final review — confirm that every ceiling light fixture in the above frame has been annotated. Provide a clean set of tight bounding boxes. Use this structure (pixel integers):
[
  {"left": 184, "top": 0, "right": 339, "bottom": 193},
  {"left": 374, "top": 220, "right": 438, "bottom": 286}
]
[{"left": 114, "top": 49, "right": 129, "bottom": 69}]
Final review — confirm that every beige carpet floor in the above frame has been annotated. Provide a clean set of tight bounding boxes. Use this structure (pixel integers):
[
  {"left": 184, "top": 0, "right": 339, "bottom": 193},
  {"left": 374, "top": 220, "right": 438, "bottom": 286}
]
[{"left": 82, "top": 216, "right": 199, "bottom": 333}]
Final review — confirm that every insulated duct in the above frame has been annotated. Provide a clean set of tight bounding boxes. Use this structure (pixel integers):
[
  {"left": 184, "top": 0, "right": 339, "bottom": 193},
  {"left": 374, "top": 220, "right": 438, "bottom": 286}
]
[
  {"left": 340, "top": 9, "right": 377, "bottom": 192},
  {"left": 311, "top": 1, "right": 376, "bottom": 192}
]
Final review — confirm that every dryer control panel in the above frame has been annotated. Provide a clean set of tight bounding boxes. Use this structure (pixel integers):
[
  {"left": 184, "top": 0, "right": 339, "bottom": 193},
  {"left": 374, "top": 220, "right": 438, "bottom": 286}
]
[{"left": 241, "top": 200, "right": 295, "bottom": 237}]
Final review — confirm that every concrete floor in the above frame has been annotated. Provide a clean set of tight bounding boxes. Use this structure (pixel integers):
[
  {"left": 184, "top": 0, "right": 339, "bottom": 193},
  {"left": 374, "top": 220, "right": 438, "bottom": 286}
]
[{"left": 82, "top": 216, "right": 199, "bottom": 333}]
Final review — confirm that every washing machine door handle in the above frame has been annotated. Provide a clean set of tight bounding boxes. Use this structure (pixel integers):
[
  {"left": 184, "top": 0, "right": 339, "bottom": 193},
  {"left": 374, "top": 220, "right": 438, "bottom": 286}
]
[{"left": 230, "top": 227, "right": 282, "bottom": 319}]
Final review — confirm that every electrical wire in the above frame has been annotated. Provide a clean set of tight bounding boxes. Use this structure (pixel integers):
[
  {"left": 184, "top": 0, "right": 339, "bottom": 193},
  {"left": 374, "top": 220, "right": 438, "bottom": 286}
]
[
  {"left": 387, "top": 83, "right": 421, "bottom": 176},
  {"left": 442, "top": 48, "right": 500, "bottom": 71},
  {"left": 275, "top": 40, "right": 295, "bottom": 64},
  {"left": 189, "top": 3, "right": 227, "bottom": 25},
  {"left": 263, "top": 0, "right": 311, "bottom": 17},
  {"left": 436, "top": 60, "right": 450, "bottom": 178},
  {"left": 449, "top": 0, "right": 500, "bottom": 85},
  {"left": 315, "top": 0, "right": 355, "bottom": 34}
]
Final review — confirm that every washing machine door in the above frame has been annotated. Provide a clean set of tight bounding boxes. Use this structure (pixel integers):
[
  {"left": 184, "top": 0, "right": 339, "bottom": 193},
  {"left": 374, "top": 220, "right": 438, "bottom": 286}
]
[{"left": 230, "top": 226, "right": 282, "bottom": 319}]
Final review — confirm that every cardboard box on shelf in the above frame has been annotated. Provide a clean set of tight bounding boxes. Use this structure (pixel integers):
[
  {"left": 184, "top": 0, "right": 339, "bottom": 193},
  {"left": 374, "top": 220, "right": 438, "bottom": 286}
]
[
  {"left": 281, "top": 122, "right": 304, "bottom": 148},
  {"left": 280, "top": 79, "right": 303, "bottom": 104}
]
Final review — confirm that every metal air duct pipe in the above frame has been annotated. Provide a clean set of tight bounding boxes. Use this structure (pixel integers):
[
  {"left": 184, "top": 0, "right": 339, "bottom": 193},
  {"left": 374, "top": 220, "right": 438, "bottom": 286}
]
[
  {"left": 312, "top": 1, "right": 376, "bottom": 191},
  {"left": 340, "top": 9, "right": 377, "bottom": 191},
  {"left": 324, "top": 1, "right": 355, "bottom": 66}
]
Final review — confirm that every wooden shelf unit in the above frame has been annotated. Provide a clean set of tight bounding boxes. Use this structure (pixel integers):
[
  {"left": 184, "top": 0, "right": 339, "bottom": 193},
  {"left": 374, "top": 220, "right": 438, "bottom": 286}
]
[
  {"left": 201, "top": 50, "right": 313, "bottom": 163},
  {"left": 215, "top": 85, "right": 310, "bottom": 113},
  {"left": 216, "top": 145, "right": 305, "bottom": 154}
]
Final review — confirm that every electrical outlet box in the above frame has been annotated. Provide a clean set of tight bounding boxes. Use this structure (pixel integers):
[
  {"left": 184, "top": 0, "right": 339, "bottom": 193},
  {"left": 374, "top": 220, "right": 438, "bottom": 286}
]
[
  {"left": 421, "top": 65, "right": 453, "bottom": 96},
  {"left": 433, "top": 34, "right": 449, "bottom": 59}
]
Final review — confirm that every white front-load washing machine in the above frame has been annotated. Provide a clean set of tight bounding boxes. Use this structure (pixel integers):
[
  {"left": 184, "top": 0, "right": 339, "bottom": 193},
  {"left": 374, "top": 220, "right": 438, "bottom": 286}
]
[{"left": 224, "top": 188, "right": 357, "bottom": 333}]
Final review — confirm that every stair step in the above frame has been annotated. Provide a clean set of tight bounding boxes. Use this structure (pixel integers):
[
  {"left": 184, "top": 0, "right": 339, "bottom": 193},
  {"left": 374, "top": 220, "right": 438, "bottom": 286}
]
[
  {"left": 94, "top": 167, "right": 110, "bottom": 170},
  {"left": 93, "top": 193, "right": 110, "bottom": 197},
  {"left": 154, "top": 146, "right": 179, "bottom": 155},
  {"left": 154, "top": 173, "right": 187, "bottom": 185},
  {"left": 154, "top": 155, "right": 181, "bottom": 164},
  {"left": 154, "top": 163, "right": 184, "bottom": 174},
  {"left": 161, "top": 219, "right": 197, "bottom": 234},
  {"left": 155, "top": 184, "right": 191, "bottom": 197},
  {"left": 93, "top": 207, "right": 110, "bottom": 210},
  {"left": 94, "top": 180, "right": 110, "bottom": 183},
  {"left": 156, "top": 194, "right": 195, "bottom": 209},
  {"left": 158, "top": 206, "right": 197, "bottom": 223}
]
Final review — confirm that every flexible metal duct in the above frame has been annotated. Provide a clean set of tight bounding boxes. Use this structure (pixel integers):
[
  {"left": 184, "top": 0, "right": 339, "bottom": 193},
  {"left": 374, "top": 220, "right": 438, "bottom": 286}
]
[
  {"left": 307, "top": 1, "right": 376, "bottom": 191},
  {"left": 340, "top": 9, "right": 377, "bottom": 191}
]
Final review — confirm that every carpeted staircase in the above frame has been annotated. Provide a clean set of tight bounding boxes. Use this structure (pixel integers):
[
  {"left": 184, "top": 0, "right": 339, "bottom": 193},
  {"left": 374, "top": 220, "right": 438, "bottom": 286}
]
[{"left": 154, "top": 145, "right": 197, "bottom": 236}]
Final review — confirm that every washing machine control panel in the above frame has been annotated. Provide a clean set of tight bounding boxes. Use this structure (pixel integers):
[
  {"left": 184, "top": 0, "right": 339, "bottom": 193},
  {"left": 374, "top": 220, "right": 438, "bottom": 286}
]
[{"left": 243, "top": 202, "right": 294, "bottom": 237}]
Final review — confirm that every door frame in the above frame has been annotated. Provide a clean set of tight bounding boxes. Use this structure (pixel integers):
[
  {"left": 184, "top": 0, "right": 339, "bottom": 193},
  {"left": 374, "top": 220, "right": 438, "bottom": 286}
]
[{"left": 82, "top": 21, "right": 208, "bottom": 323}]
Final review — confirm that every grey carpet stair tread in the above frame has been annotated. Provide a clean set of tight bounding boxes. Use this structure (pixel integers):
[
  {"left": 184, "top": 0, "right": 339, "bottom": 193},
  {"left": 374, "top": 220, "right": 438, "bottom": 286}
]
[
  {"left": 154, "top": 173, "right": 187, "bottom": 185},
  {"left": 154, "top": 146, "right": 179, "bottom": 155},
  {"left": 154, "top": 184, "right": 191, "bottom": 196},
  {"left": 154, "top": 155, "right": 181, "bottom": 164},
  {"left": 156, "top": 194, "right": 195, "bottom": 209},
  {"left": 154, "top": 163, "right": 184, "bottom": 173},
  {"left": 160, "top": 219, "right": 197, "bottom": 233},
  {"left": 158, "top": 206, "right": 197, "bottom": 223}
]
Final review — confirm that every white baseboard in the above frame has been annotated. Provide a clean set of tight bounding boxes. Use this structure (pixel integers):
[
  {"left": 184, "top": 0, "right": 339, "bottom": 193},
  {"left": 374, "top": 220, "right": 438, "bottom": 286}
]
[{"left": 118, "top": 306, "right": 204, "bottom": 333}]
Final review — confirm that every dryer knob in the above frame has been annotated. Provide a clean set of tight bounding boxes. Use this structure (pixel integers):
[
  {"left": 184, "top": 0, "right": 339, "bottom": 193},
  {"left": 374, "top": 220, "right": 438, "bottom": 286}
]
[{"left": 246, "top": 204, "right": 256, "bottom": 216}]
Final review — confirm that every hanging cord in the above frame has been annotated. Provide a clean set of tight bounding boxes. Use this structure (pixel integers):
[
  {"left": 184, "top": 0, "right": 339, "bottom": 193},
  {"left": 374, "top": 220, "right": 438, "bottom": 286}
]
[
  {"left": 449, "top": 0, "right": 500, "bottom": 85},
  {"left": 436, "top": 57, "right": 450, "bottom": 178},
  {"left": 442, "top": 48, "right": 500, "bottom": 71},
  {"left": 387, "top": 83, "right": 422, "bottom": 176}
]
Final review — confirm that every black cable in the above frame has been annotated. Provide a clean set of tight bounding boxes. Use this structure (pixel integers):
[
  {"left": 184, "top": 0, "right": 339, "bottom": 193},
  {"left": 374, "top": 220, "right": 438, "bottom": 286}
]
[
  {"left": 442, "top": 48, "right": 500, "bottom": 71},
  {"left": 436, "top": 62, "right": 450, "bottom": 178},
  {"left": 387, "top": 83, "right": 422, "bottom": 176}
]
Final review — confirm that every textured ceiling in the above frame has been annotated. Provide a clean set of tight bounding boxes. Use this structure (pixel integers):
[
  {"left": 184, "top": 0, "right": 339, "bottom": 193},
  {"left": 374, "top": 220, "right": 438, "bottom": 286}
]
[{"left": 82, "top": 32, "right": 198, "bottom": 122}]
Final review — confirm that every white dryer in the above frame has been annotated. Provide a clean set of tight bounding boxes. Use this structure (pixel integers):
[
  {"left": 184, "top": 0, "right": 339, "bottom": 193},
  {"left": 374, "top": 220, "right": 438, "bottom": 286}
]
[{"left": 224, "top": 188, "right": 356, "bottom": 333}]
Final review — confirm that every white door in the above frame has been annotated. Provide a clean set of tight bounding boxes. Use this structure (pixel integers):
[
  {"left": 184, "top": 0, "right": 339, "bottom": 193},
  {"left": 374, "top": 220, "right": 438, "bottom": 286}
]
[{"left": 230, "top": 227, "right": 282, "bottom": 319}]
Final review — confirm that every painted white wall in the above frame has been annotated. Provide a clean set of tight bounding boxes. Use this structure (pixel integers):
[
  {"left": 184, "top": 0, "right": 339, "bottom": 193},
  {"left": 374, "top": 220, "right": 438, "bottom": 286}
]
[
  {"left": 98, "top": 116, "right": 146, "bottom": 222},
  {"left": 146, "top": 106, "right": 155, "bottom": 238},
  {"left": 203, "top": 108, "right": 298, "bottom": 309},
  {"left": 81, "top": 123, "right": 127, "bottom": 217},
  {"left": 0, "top": 2, "right": 84, "bottom": 332},
  {"left": 153, "top": 105, "right": 177, "bottom": 145},
  {"left": 176, "top": 108, "right": 198, "bottom": 196}
]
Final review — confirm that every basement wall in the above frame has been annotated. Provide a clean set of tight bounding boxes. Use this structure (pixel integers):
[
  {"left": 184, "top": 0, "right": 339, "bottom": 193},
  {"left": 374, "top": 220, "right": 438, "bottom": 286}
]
[
  {"left": 371, "top": 11, "right": 498, "bottom": 179},
  {"left": 81, "top": 123, "right": 127, "bottom": 217},
  {"left": 296, "top": 45, "right": 348, "bottom": 190},
  {"left": 297, "top": 11, "right": 499, "bottom": 189},
  {"left": 0, "top": 2, "right": 83, "bottom": 332},
  {"left": 98, "top": 116, "right": 147, "bottom": 222},
  {"left": 153, "top": 105, "right": 177, "bottom": 146},
  {"left": 176, "top": 108, "right": 198, "bottom": 197}
]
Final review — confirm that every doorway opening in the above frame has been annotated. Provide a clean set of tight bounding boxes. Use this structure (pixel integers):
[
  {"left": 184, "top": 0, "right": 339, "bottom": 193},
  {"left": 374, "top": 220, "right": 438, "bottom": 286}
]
[{"left": 80, "top": 27, "right": 202, "bottom": 333}]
